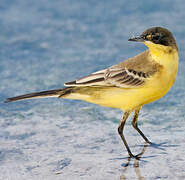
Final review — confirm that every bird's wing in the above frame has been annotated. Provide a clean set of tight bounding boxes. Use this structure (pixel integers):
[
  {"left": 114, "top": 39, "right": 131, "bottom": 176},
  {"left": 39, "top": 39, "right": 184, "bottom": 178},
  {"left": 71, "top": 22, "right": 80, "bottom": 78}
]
[{"left": 64, "top": 66, "right": 152, "bottom": 88}]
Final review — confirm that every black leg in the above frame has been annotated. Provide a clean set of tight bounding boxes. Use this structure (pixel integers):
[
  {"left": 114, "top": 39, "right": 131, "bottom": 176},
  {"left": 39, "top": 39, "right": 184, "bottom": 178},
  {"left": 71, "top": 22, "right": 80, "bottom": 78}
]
[
  {"left": 132, "top": 108, "right": 151, "bottom": 144},
  {"left": 118, "top": 111, "right": 135, "bottom": 157}
]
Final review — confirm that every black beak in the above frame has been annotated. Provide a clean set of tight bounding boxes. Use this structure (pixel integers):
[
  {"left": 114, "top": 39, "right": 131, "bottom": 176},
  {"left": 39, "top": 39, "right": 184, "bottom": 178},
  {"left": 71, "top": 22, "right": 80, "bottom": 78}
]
[{"left": 128, "top": 36, "right": 145, "bottom": 42}]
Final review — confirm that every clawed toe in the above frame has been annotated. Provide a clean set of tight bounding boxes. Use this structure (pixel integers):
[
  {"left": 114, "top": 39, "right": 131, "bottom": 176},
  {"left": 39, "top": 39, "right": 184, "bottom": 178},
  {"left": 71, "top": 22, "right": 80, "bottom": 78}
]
[{"left": 129, "top": 153, "right": 141, "bottom": 160}]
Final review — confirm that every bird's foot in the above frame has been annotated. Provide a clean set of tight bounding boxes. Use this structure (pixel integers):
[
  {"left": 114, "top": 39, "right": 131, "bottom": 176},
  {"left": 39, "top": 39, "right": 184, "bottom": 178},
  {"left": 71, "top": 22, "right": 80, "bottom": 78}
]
[{"left": 128, "top": 153, "right": 142, "bottom": 160}]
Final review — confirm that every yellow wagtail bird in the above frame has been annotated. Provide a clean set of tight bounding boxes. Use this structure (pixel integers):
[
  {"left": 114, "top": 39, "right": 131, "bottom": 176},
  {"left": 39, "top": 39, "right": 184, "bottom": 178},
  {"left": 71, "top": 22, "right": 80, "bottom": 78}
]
[{"left": 5, "top": 27, "right": 179, "bottom": 158}]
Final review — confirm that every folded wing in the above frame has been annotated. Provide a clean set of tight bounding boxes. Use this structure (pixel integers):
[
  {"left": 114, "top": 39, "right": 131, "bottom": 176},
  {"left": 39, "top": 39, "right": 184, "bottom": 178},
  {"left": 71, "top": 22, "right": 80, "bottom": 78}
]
[{"left": 64, "top": 66, "right": 152, "bottom": 88}]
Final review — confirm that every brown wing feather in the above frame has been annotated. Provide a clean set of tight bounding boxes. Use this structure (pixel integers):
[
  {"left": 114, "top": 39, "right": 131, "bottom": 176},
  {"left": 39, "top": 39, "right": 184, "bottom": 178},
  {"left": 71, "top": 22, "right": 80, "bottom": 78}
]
[{"left": 64, "top": 50, "right": 159, "bottom": 88}]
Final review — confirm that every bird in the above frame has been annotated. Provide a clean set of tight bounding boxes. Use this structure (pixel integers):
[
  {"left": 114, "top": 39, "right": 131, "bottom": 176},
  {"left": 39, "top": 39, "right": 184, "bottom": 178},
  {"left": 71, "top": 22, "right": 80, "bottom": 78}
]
[{"left": 5, "top": 27, "right": 179, "bottom": 158}]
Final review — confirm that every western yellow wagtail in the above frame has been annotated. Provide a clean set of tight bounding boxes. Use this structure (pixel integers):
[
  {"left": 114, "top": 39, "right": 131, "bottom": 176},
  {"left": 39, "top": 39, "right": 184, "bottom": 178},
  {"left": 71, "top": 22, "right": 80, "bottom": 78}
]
[{"left": 5, "top": 27, "right": 179, "bottom": 158}]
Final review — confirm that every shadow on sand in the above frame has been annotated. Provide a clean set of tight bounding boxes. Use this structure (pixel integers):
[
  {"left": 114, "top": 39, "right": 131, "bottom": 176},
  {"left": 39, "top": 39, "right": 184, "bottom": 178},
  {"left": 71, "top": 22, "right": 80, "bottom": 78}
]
[
  {"left": 120, "top": 142, "right": 179, "bottom": 180},
  {"left": 120, "top": 143, "right": 148, "bottom": 180}
]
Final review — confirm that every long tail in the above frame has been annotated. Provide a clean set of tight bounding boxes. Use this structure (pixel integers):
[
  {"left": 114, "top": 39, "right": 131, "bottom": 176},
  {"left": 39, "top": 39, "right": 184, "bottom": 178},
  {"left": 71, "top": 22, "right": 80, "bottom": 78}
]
[{"left": 4, "top": 87, "right": 74, "bottom": 103}]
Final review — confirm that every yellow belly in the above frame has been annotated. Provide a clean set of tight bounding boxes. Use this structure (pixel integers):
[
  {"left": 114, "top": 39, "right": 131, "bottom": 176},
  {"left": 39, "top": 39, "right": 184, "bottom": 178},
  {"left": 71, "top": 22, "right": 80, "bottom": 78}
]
[{"left": 89, "top": 72, "right": 176, "bottom": 110}]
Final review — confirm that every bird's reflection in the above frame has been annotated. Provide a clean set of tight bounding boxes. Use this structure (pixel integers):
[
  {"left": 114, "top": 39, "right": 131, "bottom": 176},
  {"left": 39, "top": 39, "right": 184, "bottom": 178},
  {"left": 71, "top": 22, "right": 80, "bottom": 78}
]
[{"left": 120, "top": 143, "right": 149, "bottom": 180}]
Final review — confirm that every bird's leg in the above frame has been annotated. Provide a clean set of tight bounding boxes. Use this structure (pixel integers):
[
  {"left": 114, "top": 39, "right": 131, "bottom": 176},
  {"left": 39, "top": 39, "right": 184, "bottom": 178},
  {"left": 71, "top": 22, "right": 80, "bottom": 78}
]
[
  {"left": 132, "top": 108, "right": 151, "bottom": 144},
  {"left": 118, "top": 111, "right": 135, "bottom": 157}
]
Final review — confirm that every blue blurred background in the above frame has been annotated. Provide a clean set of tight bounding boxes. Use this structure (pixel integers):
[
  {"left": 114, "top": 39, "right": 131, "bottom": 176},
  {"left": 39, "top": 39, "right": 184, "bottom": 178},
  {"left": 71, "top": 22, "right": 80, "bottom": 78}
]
[{"left": 0, "top": 0, "right": 184, "bottom": 179}]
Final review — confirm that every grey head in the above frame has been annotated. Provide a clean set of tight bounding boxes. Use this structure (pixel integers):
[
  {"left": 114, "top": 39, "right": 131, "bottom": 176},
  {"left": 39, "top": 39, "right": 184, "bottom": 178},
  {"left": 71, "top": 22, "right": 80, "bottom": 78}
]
[{"left": 129, "top": 27, "right": 178, "bottom": 50}]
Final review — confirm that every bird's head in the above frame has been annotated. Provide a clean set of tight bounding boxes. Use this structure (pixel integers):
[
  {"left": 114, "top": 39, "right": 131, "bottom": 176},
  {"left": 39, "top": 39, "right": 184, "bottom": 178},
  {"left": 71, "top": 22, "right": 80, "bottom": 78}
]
[{"left": 128, "top": 27, "right": 178, "bottom": 52}]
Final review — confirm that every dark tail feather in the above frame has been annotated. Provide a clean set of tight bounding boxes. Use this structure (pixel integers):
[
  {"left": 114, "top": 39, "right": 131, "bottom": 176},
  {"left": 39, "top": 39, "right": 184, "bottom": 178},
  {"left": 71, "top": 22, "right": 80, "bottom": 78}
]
[{"left": 4, "top": 87, "right": 73, "bottom": 103}]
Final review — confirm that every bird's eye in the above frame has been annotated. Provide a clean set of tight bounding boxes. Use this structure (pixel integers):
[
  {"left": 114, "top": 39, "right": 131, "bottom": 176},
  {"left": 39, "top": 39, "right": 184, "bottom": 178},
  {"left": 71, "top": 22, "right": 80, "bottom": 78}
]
[{"left": 146, "top": 34, "right": 152, "bottom": 40}]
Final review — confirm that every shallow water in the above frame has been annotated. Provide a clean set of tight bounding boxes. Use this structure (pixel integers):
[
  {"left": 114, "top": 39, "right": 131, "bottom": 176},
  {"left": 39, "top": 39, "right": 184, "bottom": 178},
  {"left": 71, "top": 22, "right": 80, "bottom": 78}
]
[{"left": 0, "top": 0, "right": 185, "bottom": 179}]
